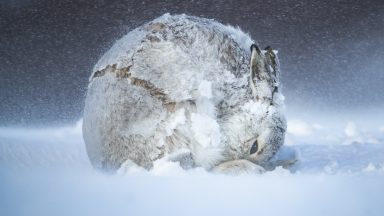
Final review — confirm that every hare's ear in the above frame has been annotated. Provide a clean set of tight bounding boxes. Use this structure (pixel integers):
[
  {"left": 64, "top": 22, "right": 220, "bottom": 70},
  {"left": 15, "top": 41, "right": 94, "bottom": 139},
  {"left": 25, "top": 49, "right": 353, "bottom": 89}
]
[
  {"left": 249, "top": 44, "right": 280, "bottom": 105},
  {"left": 264, "top": 46, "right": 280, "bottom": 85}
]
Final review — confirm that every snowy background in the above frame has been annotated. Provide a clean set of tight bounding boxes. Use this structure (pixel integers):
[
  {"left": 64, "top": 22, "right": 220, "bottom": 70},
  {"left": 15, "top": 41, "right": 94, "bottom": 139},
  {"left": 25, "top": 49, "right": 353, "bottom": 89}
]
[
  {"left": 1, "top": 0, "right": 383, "bottom": 125},
  {"left": 1, "top": 0, "right": 384, "bottom": 215}
]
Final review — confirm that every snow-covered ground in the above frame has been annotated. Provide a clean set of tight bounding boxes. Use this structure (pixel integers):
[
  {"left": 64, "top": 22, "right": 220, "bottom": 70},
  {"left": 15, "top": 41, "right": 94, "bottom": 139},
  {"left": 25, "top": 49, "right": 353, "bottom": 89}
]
[{"left": 1, "top": 118, "right": 384, "bottom": 216}]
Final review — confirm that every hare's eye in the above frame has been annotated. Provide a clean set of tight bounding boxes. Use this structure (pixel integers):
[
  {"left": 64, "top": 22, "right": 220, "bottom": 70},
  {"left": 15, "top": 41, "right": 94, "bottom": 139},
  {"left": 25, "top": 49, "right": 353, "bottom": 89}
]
[{"left": 250, "top": 140, "right": 258, "bottom": 154}]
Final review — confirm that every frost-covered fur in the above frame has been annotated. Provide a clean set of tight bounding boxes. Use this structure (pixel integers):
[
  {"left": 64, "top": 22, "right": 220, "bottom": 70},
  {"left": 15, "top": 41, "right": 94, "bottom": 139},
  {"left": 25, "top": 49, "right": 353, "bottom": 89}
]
[{"left": 82, "top": 14, "right": 287, "bottom": 173}]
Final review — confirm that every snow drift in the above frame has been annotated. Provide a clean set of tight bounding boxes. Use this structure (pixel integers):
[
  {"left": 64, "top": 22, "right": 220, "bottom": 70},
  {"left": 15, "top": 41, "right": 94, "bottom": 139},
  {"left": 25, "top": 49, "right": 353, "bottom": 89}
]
[{"left": 1, "top": 119, "right": 384, "bottom": 216}]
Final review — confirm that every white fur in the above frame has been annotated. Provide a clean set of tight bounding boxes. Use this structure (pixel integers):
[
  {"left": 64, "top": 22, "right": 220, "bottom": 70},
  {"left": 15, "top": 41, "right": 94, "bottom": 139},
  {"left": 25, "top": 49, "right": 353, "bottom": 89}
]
[{"left": 83, "top": 14, "right": 286, "bottom": 172}]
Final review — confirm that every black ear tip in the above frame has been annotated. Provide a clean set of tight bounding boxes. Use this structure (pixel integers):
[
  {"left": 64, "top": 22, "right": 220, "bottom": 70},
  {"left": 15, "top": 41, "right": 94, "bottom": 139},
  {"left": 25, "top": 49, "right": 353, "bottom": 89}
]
[
  {"left": 250, "top": 44, "right": 260, "bottom": 52},
  {"left": 264, "top": 46, "right": 272, "bottom": 50}
]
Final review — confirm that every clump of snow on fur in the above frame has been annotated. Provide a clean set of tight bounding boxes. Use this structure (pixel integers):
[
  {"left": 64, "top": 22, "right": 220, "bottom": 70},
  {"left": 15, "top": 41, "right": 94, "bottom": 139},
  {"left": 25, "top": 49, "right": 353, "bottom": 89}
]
[
  {"left": 241, "top": 100, "right": 267, "bottom": 118},
  {"left": 191, "top": 113, "right": 221, "bottom": 148},
  {"left": 193, "top": 81, "right": 220, "bottom": 148},
  {"left": 190, "top": 80, "right": 224, "bottom": 168},
  {"left": 164, "top": 108, "right": 186, "bottom": 136},
  {"left": 195, "top": 81, "right": 216, "bottom": 118},
  {"left": 198, "top": 80, "right": 212, "bottom": 99}
]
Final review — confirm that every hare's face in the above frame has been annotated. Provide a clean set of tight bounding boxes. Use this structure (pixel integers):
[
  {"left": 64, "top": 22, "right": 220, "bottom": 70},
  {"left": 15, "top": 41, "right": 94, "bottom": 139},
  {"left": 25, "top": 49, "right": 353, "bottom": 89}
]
[
  {"left": 220, "top": 44, "right": 286, "bottom": 169},
  {"left": 246, "top": 117, "right": 286, "bottom": 165},
  {"left": 218, "top": 105, "right": 286, "bottom": 175},
  {"left": 222, "top": 106, "right": 285, "bottom": 165}
]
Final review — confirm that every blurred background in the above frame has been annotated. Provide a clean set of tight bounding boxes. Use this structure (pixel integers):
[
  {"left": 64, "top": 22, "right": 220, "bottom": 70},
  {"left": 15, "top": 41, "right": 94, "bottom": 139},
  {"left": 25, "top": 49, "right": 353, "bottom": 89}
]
[{"left": 1, "top": 0, "right": 383, "bottom": 126}]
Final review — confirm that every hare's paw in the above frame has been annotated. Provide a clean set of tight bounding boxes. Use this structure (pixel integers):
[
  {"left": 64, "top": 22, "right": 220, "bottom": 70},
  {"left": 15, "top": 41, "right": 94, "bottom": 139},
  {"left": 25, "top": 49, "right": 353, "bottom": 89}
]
[{"left": 213, "top": 159, "right": 265, "bottom": 175}]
